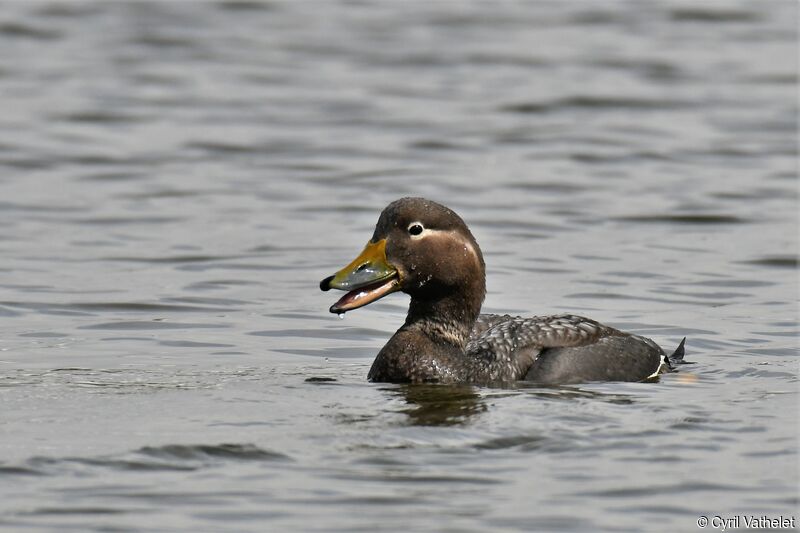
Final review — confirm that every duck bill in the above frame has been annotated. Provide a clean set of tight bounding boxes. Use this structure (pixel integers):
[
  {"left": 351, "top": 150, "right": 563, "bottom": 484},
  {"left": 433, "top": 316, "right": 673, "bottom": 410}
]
[{"left": 319, "top": 239, "right": 400, "bottom": 314}]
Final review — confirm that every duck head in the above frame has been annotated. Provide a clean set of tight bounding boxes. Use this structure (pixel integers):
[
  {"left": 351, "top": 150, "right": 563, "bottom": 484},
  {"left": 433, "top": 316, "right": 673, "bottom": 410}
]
[{"left": 320, "top": 197, "right": 486, "bottom": 318}]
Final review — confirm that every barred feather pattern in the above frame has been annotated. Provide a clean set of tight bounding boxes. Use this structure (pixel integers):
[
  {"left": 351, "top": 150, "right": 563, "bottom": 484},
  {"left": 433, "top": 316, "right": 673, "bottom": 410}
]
[{"left": 463, "top": 313, "right": 615, "bottom": 384}]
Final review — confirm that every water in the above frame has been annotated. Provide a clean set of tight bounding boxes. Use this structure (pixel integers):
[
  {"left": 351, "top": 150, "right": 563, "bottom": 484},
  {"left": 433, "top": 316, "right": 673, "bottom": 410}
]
[{"left": 0, "top": 1, "right": 797, "bottom": 531}]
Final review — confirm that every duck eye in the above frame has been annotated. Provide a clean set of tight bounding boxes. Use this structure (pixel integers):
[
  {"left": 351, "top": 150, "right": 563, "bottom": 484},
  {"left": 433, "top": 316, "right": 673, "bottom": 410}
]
[{"left": 408, "top": 223, "right": 424, "bottom": 236}]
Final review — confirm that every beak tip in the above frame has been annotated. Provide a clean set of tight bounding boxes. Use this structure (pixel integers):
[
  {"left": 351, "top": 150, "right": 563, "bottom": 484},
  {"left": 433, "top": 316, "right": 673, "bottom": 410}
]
[{"left": 320, "top": 275, "right": 334, "bottom": 291}]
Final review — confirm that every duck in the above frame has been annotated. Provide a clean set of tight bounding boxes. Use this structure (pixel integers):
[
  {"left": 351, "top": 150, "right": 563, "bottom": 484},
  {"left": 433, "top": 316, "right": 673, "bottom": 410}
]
[{"left": 320, "top": 197, "right": 686, "bottom": 385}]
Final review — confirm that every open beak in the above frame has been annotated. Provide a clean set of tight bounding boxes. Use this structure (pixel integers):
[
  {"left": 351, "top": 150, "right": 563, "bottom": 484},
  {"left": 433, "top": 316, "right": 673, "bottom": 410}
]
[{"left": 319, "top": 239, "right": 400, "bottom": 314}]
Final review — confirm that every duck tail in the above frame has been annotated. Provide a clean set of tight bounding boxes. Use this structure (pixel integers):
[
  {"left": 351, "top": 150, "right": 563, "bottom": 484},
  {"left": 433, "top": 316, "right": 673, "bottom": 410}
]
[{"left": 665, "top": 337, "right": 690, "bottom": 370}]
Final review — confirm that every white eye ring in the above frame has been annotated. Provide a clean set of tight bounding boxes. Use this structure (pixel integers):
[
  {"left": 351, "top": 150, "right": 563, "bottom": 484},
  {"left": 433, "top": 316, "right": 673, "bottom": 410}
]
[{"left": 407, "top": 222, "right": 425, "bottom": 237}]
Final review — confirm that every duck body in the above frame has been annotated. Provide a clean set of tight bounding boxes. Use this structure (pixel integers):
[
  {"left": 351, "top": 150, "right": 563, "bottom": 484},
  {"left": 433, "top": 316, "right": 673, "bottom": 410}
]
[
  {"left": 320, "top": 197, "right": 682, "bottom": 386},
  {"left": 368, "top": 313, "right": 667, "bottom": 385}
]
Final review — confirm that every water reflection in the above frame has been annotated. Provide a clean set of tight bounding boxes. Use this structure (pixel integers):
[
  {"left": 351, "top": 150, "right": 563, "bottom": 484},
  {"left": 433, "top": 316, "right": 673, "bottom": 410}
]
[
  {"left": 516, "top": 383, "right": 636, "bottom": 405},
  {"left": 390, "top": 384, "right": 487, "bottom": 426},
  {"left": 389, "top": 382, "right": 638, "bottom": 427}
]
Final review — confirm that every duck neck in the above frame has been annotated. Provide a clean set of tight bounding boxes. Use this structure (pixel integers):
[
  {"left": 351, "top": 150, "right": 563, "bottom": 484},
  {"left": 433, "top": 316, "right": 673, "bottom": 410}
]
[{"left": 404, "top": 286, "right": 484, "bottom": 350}]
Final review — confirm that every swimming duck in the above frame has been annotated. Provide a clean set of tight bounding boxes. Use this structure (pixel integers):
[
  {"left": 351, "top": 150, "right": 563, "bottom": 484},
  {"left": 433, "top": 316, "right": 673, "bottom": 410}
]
[{"left": 320, "top": 197, "right": 685, "bottom": 385}]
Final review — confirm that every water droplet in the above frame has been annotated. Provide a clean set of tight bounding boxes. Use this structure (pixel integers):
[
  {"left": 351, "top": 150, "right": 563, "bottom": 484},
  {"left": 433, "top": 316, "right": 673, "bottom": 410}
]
[{"left": 337, "top": 313, "right": 345, "bottom": 319}]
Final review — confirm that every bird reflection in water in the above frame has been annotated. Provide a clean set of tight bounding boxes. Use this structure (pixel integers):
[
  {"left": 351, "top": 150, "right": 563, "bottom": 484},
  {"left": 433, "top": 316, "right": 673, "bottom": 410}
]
[
  {"left": 388, "top": 384, "right": 487, "bottom": 426},
  {"left": 386, "top": 383, "right": 640, "bottom": 427}
]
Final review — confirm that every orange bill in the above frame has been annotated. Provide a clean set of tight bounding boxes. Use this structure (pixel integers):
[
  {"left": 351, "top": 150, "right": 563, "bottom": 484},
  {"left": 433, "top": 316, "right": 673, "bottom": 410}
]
[{"left": 319, "top": 239, "right": 400, "bottom": 313}]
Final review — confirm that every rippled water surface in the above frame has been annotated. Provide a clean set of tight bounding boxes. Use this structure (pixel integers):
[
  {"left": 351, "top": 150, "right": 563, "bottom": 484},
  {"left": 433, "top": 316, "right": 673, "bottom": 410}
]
[{"left": 0, "top": 1, "right": 797, "bottom": 531}]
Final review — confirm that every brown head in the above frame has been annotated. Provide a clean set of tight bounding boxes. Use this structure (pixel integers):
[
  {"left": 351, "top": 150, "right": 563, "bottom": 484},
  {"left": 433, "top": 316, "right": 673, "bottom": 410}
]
[{"left": 320, "top": 198, "right": 486, "bottom": 331}]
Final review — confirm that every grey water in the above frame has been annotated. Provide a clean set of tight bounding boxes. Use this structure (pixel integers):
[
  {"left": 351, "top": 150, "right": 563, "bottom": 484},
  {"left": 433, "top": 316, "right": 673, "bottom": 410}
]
[{"left": 0, "top": 1, "right": 797, "bottom": 532}]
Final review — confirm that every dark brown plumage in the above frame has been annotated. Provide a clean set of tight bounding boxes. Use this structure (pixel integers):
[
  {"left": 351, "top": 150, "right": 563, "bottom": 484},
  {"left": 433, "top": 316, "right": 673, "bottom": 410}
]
[{"left": 320, "top": 197, "right": 682, "bottom": 386}]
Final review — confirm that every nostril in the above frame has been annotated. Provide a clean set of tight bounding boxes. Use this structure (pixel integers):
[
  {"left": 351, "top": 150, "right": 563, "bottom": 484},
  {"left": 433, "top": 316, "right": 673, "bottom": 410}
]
[
  {"left": 356, "top": 263, "right": 369, "bottom": 272},
  {"left": 320, "top": 275, "right": 334, "bottom": 291}
]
